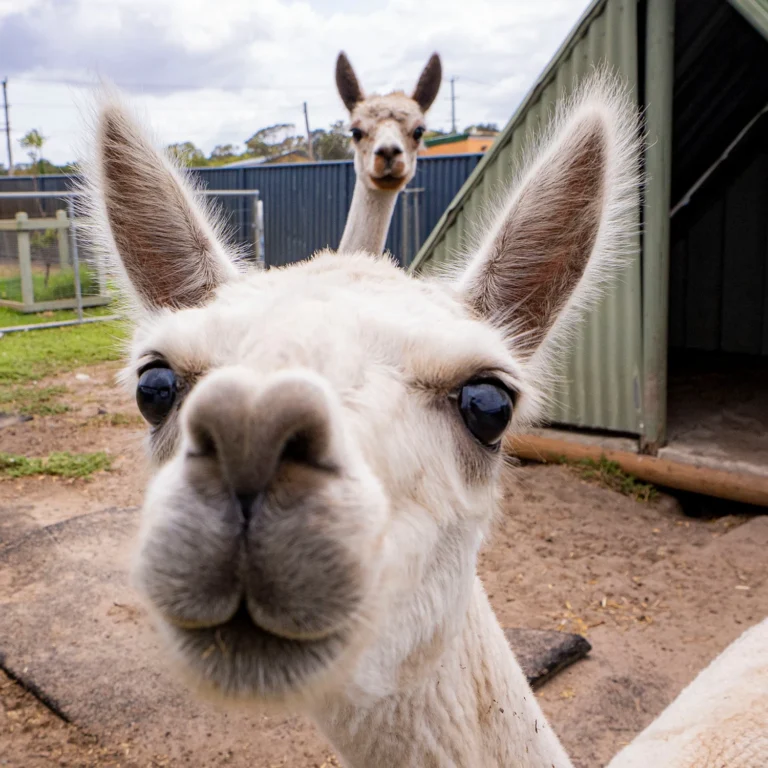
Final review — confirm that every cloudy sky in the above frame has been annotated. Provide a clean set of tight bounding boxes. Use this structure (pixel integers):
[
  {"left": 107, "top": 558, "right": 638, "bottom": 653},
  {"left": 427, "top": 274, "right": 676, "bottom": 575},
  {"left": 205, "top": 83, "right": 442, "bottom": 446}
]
[{"left": 0, "top": 0, "right": 591, "bottom": 166}]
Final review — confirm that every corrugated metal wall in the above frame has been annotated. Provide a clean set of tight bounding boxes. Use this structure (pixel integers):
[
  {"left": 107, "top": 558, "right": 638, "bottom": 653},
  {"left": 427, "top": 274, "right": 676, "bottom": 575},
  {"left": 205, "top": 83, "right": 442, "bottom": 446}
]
[
  {"left": 411, "top": 0, "right": 643, "bottom": 434},
  {"left": 0, "top": 155, "right": 481, "bottom": 269}
]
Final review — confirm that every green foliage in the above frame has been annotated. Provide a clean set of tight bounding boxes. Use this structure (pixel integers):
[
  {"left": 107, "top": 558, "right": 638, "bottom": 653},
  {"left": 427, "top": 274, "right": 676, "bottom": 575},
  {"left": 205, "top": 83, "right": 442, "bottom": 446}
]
[
  {"left": 30, "top": 228, "right": 58, "bottom": 250},
  {"left": 312, "top": 121, "right": 352, "bottom": 160},
  {"left": 0, "top": 305, "right": 115, "bottom": 329},
  {"left": 166, "top": 141, "right": 207, "bottom": 167},
  {"left": 0, "top": 451, "right": 112, "bottom": 479},
  {"left": 0, "top": 265, "right": 99, "bottom": 303},
  {"left": 0, "top": 384, "right": 69, "bottom": 416},
  {"left": 577, "top": 456, "right": 657, "bottom": 503},
  {"left": 0, "top": 319, "right": 127, "bottom": 383}
]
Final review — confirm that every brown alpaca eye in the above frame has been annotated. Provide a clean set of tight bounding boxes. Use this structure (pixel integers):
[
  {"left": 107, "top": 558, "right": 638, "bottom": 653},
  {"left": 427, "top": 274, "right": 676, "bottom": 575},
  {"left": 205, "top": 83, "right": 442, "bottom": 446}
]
[
  {"left": 137, "top": 366, "right": 177, "bottom": 426},
  {"left": 458, "top": 381, "right": 514, "bottom": 447},
  {"left": 413, "top": 126, "right": 425, "bottom": 141},
  {"left": 350, "top": 127, "right": 363, "bottom": 142}
]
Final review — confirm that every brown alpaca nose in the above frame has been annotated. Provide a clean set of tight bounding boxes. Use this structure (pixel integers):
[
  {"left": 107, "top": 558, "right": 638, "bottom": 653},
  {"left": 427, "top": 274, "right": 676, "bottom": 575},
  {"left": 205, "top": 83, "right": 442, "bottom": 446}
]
[
  {"left": 374, "top": 144, "right": 403, "bottom": 163},
  {"left": 183, "top": 369, "right": 337, "bottom": 502}
]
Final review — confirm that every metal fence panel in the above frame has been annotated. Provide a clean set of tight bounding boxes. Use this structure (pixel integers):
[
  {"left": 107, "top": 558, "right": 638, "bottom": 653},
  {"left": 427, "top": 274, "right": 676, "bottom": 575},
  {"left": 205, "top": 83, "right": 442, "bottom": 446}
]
[{"left": 0, "top": 154, "right": 481, "bottom": 270}]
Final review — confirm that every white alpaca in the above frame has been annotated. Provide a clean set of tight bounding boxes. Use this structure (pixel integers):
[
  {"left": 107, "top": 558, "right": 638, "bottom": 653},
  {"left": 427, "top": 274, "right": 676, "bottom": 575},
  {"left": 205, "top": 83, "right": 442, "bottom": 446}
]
[
  {"left": 336, "top": 51, "right": 441, "bottom": 256},
  {"left": 81, "top": 73, "right": 767, "bottom": 767}
]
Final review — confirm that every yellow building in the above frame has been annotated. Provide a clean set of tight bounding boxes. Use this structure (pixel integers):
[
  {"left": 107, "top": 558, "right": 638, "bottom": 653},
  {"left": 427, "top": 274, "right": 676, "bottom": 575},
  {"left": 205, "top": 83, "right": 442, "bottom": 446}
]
[{"left": 419, "top": 132, "right": 497, "bottom": 157}]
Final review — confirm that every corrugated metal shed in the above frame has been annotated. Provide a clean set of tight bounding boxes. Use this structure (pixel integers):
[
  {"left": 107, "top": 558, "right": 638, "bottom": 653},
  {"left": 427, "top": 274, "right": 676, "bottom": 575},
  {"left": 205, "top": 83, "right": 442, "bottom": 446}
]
[
  {"left": 411, "top": 0, "right": 768, "bottom": 445},
  {"left": 412, "top": 0, "right": 643, "bottom": 435},
  {"left": 0, "top": 155, "right": 481, "bottom": 269}
]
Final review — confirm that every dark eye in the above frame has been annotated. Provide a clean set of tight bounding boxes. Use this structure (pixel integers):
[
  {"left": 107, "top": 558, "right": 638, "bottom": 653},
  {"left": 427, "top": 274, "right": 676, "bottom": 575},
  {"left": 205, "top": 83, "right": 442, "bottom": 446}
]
[
  {"left": 350, "top": 127, "right": 363, "bottom": 142},
  {"left": 136, "top": 366, "right": 177, "bottom": 426},
  {"left": 457, "top": 381, "right": 515, "bottom": 447},
  {"left": 413, "top": 126, "right": 425, "bottom": 141}
]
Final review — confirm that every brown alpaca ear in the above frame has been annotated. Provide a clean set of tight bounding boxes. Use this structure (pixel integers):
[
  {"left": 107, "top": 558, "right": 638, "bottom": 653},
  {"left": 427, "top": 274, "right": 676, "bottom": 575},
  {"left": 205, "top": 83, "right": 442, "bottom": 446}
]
[
  {"left": 411, "top": 53, "right": 442, "bottom": 113},
  {"left": 457, "top": 76, "right": 639, "bottom": 361},
  {"left": 90, "top": 100, "right": 238, "bottom": 313},
  {"left": 336, "top": 52, "right": 364, "bottom": 112}
]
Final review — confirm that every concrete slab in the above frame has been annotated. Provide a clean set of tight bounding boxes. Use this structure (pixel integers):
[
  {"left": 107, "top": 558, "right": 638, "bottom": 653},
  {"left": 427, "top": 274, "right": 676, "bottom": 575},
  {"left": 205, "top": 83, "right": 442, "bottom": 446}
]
[
  {"left": 0, "top": 507, "right": 589, "bottom": 765},
  {"left": 0, "top": 507, "right": 329, "bottom": 767}
]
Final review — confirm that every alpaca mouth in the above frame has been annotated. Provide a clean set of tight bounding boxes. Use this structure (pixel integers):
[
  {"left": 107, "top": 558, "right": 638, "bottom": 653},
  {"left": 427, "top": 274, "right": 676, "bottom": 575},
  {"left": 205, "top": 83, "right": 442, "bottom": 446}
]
[
  {"left": 166, "top": 602, "right": 347, "bottom": 698},
  {"left": 370, "top": 173, "right": 407, "bottom": 191}
]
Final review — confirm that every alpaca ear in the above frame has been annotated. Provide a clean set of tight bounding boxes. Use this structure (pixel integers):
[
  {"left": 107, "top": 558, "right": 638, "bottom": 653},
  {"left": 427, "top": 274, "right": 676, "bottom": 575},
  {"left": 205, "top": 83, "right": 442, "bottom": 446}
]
[
  {"left": 87, "top": 99, "right": 238, "bottom": 313},
  {"left": 457, "top": 77, "right": 639, "bottom": 361},
  {"left": 411, "top": 53, "right": 442, "bottom": 113},
  {"left": 336, "top": 52, "right": 364, "bottom": 113}
]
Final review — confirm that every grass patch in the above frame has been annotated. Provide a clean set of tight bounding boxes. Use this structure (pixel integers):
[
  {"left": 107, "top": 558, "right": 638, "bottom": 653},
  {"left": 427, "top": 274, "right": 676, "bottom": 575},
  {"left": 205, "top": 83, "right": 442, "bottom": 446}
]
[
  {"left": 0, "top": 265, "right": 100, "bottom": 303},
  {"left": 90, "top": 411, "right": 144, "bottom": 428},
  {"left": 0, "top": 384, "right": 70, "bottom": 416},
  {"left": 0, "top": 319, "right": 127, "bottom": 383},
  {"left": 0, "top": 304, "right": 116, "bottom": 329},
  {"left": 0, "top": 451, "right": 113, "bottom": 479},
  {"left": 576, "top": 456, "right": 657, "bottom": 503}
]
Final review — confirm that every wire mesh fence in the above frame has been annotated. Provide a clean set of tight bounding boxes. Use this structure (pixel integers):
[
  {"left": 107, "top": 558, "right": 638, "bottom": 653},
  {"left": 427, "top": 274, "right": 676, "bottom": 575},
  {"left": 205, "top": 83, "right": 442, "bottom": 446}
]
[{"left": 0, "top": 189, "right": 263, "bottom": 333}]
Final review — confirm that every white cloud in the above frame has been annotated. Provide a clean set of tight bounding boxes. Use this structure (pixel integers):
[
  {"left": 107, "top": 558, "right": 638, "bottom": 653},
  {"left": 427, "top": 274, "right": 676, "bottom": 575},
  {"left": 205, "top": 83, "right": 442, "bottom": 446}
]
[{"left": 1, "top": 0, "right": 591, "bottom": 165}]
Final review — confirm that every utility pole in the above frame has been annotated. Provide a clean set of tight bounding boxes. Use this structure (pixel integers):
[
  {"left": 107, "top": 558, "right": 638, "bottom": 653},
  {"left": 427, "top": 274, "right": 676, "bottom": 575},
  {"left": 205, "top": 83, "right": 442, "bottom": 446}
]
[
  {"left": 450, "top": 77, "right": 457, "bottom": 134},
  {"left": 303, "top": 101, "right": 315, "bottom": 161},
  {"left": 2, "top": 78, "right": 12, "bottom": 175}
]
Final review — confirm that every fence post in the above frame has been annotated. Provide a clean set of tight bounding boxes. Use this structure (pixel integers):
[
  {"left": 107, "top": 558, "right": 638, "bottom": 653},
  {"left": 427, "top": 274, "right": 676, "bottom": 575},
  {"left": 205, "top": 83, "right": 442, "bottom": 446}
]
[
  {"left": 252, "top": 192, "right": 265, "bottom": 266},
  {"left": 67, "top": 198, "right": 84, "bottom": 322},
  {"left": 56, "top": 209, "right": 70, "bottom": 268},
  {"left": 15, "top": 212, "right": 34, "bottom": 308},
  {"left": 401, "top": 192, "right": 410, "bottom": 266}
]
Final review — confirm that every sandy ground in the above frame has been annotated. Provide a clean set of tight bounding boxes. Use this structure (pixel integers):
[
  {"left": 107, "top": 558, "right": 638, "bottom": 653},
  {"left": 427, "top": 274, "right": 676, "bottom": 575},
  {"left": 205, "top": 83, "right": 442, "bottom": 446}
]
[{"left": 1, "top": 361, "right": 766, "bottom": 767}]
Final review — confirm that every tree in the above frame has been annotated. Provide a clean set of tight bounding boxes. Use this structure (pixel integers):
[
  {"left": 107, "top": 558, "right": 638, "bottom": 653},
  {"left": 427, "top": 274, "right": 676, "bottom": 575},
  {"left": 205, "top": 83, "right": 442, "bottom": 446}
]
[
  {"left": 20, "top": 129, "right": 46, "bottom": 175},
  {"left": 245, "top": 124, "right": 299, "bottom": 158},
  {"left": 210, "top": 144, "right": 239, "bottom": 160},
  {"left": 312, "top": 121, "right": 352, "bottom": 160},
  {"left": 166, "top": 141, "right": 207, "bottom": 167}
]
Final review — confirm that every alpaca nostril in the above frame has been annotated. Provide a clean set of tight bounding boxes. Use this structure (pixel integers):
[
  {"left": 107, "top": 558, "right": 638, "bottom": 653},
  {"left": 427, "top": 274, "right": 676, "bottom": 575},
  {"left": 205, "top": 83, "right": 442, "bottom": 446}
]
[
  {"left": 237, "top": 492, "right": 257, "bottom": 522},
  {"left": 375, "top": 144, "right": 403, "bottom": 161}
]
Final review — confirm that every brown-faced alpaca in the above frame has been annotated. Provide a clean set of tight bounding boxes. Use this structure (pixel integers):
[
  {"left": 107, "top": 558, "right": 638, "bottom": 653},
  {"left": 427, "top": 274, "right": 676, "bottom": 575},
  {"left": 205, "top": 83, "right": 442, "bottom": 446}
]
[
  {"left": 83, "top": 75, "right": 637, "bottom": 767},
  {"left": 336, "top": 51, "right": 441, "bottom": 256}
]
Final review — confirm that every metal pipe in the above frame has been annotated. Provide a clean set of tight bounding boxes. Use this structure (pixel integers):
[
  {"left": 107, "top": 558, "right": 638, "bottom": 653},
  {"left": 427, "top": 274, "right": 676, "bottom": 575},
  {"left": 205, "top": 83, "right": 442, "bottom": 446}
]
[
  {"left": 0, "top": 315, "right": 121, "bottom": 334},
  {"left": 0, "top": 189, "right": 262, "bottom": 200},
  {"left": 641, "top": 0, "right": 675, "bottom": 453},
  {"left": 67, "top": 197, "right": 84, "bottom": 321}
]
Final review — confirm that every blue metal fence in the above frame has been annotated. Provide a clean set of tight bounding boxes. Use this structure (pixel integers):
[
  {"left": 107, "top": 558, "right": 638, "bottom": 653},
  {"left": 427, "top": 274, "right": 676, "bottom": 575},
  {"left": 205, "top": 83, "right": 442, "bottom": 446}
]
[{"left": 0, "top": 155, "right": 481, "bottom": 268}]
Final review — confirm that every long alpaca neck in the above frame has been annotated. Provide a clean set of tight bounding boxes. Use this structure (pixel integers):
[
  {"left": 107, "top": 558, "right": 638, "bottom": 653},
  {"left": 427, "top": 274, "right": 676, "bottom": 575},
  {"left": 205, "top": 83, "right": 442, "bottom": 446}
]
[
  {"left": 337, "top": 176, "right": 398, "bottom": 256},
  {"left": 314, "top": 578, "right": 573, "bottom": 768}
]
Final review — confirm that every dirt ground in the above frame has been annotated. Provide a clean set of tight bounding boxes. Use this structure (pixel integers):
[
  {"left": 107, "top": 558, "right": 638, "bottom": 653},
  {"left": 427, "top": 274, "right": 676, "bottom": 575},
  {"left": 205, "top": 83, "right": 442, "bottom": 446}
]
[{"left": 1, "top": 361, "right": 766, "bottom": 767}]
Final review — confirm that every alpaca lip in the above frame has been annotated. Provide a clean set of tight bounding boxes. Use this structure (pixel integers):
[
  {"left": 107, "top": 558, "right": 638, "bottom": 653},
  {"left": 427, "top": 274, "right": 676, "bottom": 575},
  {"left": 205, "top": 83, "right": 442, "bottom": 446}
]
[
  {"left": 168, "top": 602, "right": 347, "bottom": 697},
  {"left": 370, "top": 173, "right": 407, "bottom": 191}
]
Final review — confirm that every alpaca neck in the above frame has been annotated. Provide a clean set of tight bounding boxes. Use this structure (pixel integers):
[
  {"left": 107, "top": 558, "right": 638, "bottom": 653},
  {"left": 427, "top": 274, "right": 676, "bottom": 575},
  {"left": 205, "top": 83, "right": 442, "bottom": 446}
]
[
  {"left": 337, "top": 176, "right": 398, "bottom": 256},
  {"left": 314, "top": 578, "right": 573, "bottom": 768}
]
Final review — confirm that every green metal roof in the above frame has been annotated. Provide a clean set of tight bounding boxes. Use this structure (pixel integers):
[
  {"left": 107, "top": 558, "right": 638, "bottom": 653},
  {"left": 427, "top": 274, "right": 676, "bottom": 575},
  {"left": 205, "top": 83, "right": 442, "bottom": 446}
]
[{"left": 424, "top": 133, "right": 470, "bottom": 147}]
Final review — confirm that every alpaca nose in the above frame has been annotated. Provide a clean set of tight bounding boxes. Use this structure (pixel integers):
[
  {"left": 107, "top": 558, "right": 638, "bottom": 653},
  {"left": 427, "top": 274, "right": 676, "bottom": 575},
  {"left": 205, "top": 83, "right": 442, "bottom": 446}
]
[
  {"left": 183, "top": 369, "right": 338, "bottom": 502},
  {"left": 374, "top": 144, "right": 403, "bottom": 162}
]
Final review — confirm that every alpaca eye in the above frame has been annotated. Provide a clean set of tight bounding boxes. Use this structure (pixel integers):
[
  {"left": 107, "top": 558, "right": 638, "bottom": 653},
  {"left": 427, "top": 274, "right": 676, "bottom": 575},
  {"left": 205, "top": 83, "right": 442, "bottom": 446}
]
[
  {"left": 136, "top": 366, "right": 177, "bottom": 426},
  {"left": 350, "top": 127, "right": 363, "bottom": 142},
  {"left": 457, "top": 381, "right": 514, "bottom": 447},
  {"left": 413, "top": 126, "right": 425, "bottom": 141}
]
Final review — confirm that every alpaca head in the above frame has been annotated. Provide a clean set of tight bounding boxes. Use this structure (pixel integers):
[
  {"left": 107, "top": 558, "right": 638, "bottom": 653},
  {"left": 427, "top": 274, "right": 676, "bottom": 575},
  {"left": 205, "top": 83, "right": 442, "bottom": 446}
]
[
  {"left": 83, "top": 73, "right": 638, "bottom": 708},
  {"left": 336, "top": 51, "right": 441, "bottom": 192}
]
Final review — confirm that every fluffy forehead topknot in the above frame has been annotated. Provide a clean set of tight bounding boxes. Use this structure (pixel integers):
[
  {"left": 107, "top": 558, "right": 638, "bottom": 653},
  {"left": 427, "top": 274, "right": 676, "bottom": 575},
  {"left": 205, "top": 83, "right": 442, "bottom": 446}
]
[{"left": 128, "top": 251, "right": 523, "bottom": 391}]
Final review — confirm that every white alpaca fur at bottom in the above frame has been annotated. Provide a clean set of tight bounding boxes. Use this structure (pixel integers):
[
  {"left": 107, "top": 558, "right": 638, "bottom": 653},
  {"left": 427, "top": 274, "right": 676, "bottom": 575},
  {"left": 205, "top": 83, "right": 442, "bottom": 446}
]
[
  {"left": 80, "top": 68, "right": 767, "bottom": 767},
  {"left": 608, "top": 617, "right": 768, "bottom": 768}
]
